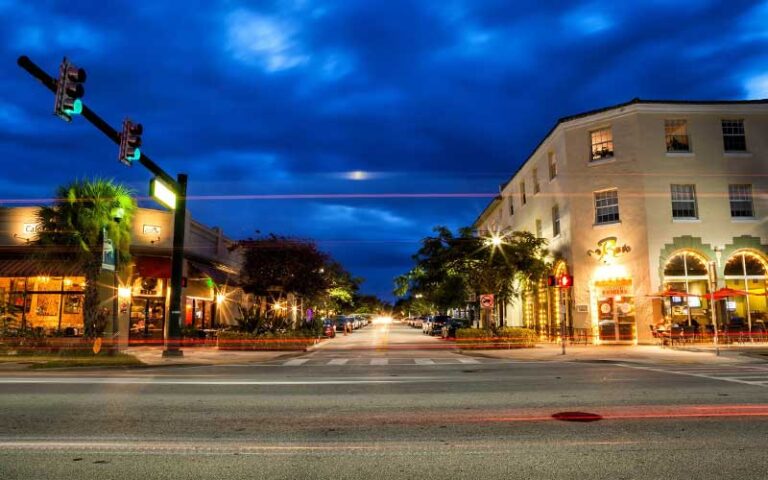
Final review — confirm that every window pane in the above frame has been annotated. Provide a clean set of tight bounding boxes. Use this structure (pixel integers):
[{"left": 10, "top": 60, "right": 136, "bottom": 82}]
[
  {"left": 665, "top": 119, "right": 690, "bottom": 152},
  {"left": 552, "top": 205, "right": 560, "bottom": 236},
  {"left": 722, "top": 119, "right": 746, "bottom": 152},
  {"left": 548, "top": 152, "right": 557, "bottom": 179},
  {"left": 729, "top": 184, "right": 754, "bottom": 217},
  {"left": 670, "top": 184, "right": 697, "bottom": 218},
  {"left": 594, "top": 190, "right": 619, "bottom": 224},
  {"left": 590, "top": 128, "right": 614, "bottom": 161}
]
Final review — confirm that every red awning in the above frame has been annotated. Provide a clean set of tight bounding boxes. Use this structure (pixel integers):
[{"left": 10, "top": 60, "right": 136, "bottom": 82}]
[{"left": 134, "top": 256, "right": 171, "bottom": 279}]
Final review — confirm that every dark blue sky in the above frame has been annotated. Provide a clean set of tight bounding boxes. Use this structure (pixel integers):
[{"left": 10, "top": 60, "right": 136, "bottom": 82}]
[{"left": 1, "top": 0, "right": 767, "bottom": 300}]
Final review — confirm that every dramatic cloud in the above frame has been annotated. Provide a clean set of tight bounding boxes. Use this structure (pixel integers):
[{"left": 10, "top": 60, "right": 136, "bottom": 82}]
[{"left": 1, "top": 0, "right": 766, "bottom": 299}]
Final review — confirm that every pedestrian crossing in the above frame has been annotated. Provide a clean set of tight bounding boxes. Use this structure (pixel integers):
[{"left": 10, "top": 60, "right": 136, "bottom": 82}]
[
  {"left": 275, "top": 356, "right": 489, "bottom": 367},
  {"left": 617, "top": 363, "right": 768, "bottom": 388}
]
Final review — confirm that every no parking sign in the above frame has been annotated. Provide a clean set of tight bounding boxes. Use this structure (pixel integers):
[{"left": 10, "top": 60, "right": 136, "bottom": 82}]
[{"left": 479, "top": 294, "right": 494, "bottom": 309}]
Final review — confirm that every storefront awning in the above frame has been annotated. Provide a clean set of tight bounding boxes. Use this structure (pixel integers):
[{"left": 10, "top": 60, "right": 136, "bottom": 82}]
[
  {"left": 0, "top": 258, "right": 85, "bottom": 277},
  {"left": 135, "top": 256, "right": 171, "bottom": 279},
  {"left": 187, "top": 259, "right": 236, "bottom": 285}
]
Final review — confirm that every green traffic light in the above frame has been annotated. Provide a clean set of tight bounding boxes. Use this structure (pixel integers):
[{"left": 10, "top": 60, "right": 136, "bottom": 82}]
[
  {"left": 128, "top": 148, "right": 141, "bottom": 162},
  {"left": 63, "top": 99, "right": 83, "bottom": 116}
]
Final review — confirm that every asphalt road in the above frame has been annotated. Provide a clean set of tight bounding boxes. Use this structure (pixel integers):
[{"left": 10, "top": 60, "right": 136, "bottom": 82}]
[{"left": 2, "top": 322, "right": 768, "bottom": 479}]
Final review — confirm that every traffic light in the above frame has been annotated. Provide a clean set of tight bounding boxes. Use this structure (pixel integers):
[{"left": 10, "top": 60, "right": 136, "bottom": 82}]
[
  {"left": 54, "top": 58, "right": 86, "bottom": 122},
  {"left": 119, "top": 119, "right": 143, "bottom": 165},
  {"left": 547, "top": 275, "right": 557, "bottom": 287},
  {"left": 558, "top": 274, "right": 574, "bottom": 288}
]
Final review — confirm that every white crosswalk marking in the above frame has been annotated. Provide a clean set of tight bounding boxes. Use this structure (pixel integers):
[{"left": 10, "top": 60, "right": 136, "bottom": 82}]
[
  {"left": 327, "top": 359, "right": 349, "bottom": 365},
  {"left": 283, "top": 359, "right": 310, "bottom": 366},
  {"left": 414, "top": 358, "right": 435, "bottom": 365},
  {"left": 617, "top": 364, "right": 768, "bottom": 388},
  {"left": 370, "top": 358, "right": 389, "bottom": 365},
  {"left": 458, "top": 358, "right": 480, "bottom": 364}
]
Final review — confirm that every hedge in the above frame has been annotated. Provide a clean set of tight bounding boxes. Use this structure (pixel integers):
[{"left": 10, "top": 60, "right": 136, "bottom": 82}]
[
  {"left": 217, "top": 330, "right": 322, "bottom": 351},
  {"left": 455, "top": 327, "right": 536, "bottom": 349}
]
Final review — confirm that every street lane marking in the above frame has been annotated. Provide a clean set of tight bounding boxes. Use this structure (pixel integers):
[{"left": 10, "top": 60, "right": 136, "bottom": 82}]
[
  {"left": 617, "top": 364, "right": 768, "bottom": 388},
  {"left": 370, "top": 358, "right": 388, "bottom": 365},
  {"left": 458, "top": 358, "right": 480, "bottom": 364},
  {"left": 415, "top": 358, "right": 435, "bottom": 365},
  {"left": 283, "top": 359, "right": 310, "bottom": 366},
  {"left": 327, "top": 359, "right": 349, "bottom": 365},
  {"left": 0, "top": 377, "right": 436, "bottom": 386}
]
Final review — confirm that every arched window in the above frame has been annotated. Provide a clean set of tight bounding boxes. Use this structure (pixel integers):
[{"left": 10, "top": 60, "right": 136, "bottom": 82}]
[
  {"left": 723, "top": 250, "right": 768, "bottom": 328},
  {"left": 662, "top": 251, "right": 711, "bottom": 326}
]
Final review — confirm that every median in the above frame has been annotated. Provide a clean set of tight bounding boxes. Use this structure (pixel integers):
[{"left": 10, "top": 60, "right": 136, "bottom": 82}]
[{"left": 217, "top": 331, "right": 324, "bottom": 351}]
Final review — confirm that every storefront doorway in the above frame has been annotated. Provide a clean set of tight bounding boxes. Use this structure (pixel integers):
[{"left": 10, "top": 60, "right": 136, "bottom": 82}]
[
  {"left": 594, "top": 279, "right": 636, "bottom": 343},
  {"left": 129, "top": 298, "right": 165, "bottom": 341}
]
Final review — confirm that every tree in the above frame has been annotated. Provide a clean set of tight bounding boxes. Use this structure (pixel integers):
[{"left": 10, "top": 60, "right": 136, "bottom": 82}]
[
  {"left": 35, "top": 179, "right": 136, "bottom": 337},
  {"left": 394, "top": 226, "right": 549, "bottom": 324}
]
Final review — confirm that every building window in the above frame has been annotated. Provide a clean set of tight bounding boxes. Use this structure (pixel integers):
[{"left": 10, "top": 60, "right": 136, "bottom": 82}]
[
  {"left": 532, "top": 168, "right": 540, "bottom": 194},
  {"left": 548, "top": 152, "right": 557, "bottom": 180},
  {"left": 665, "top": 119, "right": 690, "bottom": 152},
  {"left": 535, "top": 219, "right": 542, "bottom": 238},
  {"left": 552, "top": 204, "right": 560, "bottom": 237},
  {"left": 722, "top": 119, "right": 746, "bottom": 152},
  {"left": 594, "top": 189, "right": 619, "bottom": 224},
  {"left": 670, "top": 184, "right": 698, "bottom": 219},
  {"left": 729, "top": 184, "right": 754, "bottom": 217},
  {"left": 508, "top": 196, "right": 514, "bottom": 216},
  {"left": 590, "top": 127, "right": 614, "bottom": 162},
  {"left": 520, "top": 181, "right": 526, "bottom": 205}
]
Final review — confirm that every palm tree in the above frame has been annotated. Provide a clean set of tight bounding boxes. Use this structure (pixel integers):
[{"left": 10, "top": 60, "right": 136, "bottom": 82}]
[{"left": 35, "top": 179, "right": 136, "bottom": 337}]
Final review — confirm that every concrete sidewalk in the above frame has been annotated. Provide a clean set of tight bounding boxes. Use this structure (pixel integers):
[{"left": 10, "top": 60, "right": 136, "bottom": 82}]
[
  {"left": 461, "top": 343, "right": 768, "bottom": 365},
  {"left": 123, "top": 347, "right": 302, "bottom": 366}
]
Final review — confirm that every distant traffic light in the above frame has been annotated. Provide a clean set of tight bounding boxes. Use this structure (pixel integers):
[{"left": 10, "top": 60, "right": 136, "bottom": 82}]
[
  {"left": 558, "top": 274, "right": 574, "bottom": 288},
  {"left": 547, "top": 275, "right": 557, "bottom": 287},
  {"left": 119, "top": 119, "right": 143, "bottom": 165},
  {"left": 54, "top": 58, "right": 86, "bottom": 122}
]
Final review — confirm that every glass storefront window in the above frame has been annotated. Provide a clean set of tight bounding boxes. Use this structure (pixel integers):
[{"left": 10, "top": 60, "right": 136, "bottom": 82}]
[
  {"left": 662, "top": 251, "right": 712, "bottom": 328},
  {"left": 724, "top": 251, "right": 768, "bottom": 329}
]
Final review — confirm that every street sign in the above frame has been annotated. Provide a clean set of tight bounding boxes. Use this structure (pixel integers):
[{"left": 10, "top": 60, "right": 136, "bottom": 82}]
[{"left": 479, "top": 294, "right": 494, "bottom": 309}]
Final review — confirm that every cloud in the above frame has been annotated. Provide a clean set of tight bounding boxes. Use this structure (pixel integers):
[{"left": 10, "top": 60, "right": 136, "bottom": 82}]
[
  {"left": 313, "top": 204, "right": 413, "bottom": 229},
  {"left": 561, "top": 4, "right": 615, "bottom": 35},
  {"left": 225, "top": 9, "right": 309, "bottom": 72},
  {"left": 744, "top": 73, "right": 768, "bottom": 99}
]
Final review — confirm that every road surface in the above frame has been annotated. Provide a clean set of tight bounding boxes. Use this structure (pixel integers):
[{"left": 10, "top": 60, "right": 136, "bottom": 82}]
[{"left": 2, "top": 322, "right": 768, "bottom": 479}]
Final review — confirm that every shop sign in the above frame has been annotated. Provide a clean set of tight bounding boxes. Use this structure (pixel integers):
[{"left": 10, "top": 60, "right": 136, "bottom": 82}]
[
  {"left": 587, "top": 237, "right": 630, "bottom": 264},
  {"left": 143, "top": 224, "right": 162, "bottom": 235},
  {"left": 102, "top": 228, "right": 116, "bottom": 272},
  {"left": 599, "top": 285, "right": 631, "bottom": 297},
  {"left": 23, "top": 223, "right": 41, "bottom": 234},
  {"left": 133, "top": 277, "right": 163, "bottom": 297}
]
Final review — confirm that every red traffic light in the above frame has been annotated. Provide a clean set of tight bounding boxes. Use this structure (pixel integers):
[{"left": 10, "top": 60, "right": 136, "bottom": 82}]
[
  {"left": 558, "top": 274, "right": 573, "bottom": 288},
  {"left": 547, "top": 275, "right": 557, "bottom": 287}
]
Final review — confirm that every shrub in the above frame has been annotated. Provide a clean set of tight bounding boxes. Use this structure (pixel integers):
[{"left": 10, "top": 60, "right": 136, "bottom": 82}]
[
  {"left": 454, "top": 327, "right": 536, "bottom": 349},
  {"left": 217, "top": 330, "right": 321, "bottom": 351}
]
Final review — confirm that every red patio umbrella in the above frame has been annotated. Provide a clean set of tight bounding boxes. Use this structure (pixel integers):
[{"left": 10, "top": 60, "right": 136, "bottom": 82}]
[{"left": 705, "top": 287, "right": 750, "bottom": 300}]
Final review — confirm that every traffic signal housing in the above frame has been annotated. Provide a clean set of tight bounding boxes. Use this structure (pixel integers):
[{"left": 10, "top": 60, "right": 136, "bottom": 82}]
[
  {"left": 558, "top": 274, "right": 574, "bottom": 288},
  {"left": 119, "top": 119, "right": 143, "bottom": 166},
  {"left": 54, "top": 58, "right": 86, "bottom": 122}
]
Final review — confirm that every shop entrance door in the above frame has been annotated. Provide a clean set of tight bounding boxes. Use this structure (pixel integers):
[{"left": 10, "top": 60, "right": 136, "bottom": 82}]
[
  {"left": 594, "top": 279, "right": 636, "bottom": 343},
  {"left": 129, "top": 298, "right": 165, "bottom": 343}
]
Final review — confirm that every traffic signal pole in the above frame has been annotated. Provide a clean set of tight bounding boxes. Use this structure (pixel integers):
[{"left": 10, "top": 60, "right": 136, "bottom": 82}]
[{"left": 17, "top": 55, "right": 184, "bottom": 356}]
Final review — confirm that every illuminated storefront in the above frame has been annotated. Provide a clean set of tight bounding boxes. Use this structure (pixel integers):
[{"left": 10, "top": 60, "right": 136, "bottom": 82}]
[{"left": 0, "top": 274, "right": 86, "bottom": 333}]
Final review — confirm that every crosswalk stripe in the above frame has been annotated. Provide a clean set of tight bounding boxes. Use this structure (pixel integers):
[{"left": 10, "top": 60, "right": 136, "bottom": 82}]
[
  {"left": 327, "top": 359, "right": 349, "bottom": 365},
  {"left": 415, "top": 358, "right": 435, "bottom": 365},
  {"left": 283, "top": 359, "right": 310, "bottom": 366},
  {"left": 458, "top": 358, "right": 480, "bottom": 364},
  {"left": 617, "top": 364, "right": 768, "bottom": 388},
  {"left": 370, "top": 358, "right": 388, "bottom": 365}
]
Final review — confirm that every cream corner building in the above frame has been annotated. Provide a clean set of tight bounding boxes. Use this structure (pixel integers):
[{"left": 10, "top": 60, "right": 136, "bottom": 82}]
[{"left": 475, "top": 98, "right": 768, "bottom": 344}]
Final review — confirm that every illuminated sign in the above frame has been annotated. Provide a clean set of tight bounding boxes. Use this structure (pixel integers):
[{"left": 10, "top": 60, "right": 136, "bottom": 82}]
[
  {"left": 587, "top": 237, "right": 630, "bottom": 264},
  {"left": 143, "top": 224, "right": 162, "bottom": 235},
  {"left": 150, "top": 177, "right": 176, "bottom": 210}
]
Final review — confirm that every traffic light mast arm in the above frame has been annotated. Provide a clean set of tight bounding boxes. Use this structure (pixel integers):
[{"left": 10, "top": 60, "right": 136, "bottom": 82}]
[{"left": 16, "top": 55, "right": 178, "bottom": 190}]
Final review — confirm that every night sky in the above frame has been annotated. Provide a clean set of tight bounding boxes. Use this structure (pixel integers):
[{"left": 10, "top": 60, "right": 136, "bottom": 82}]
[{"left": 1, "top": 0, "right": 767, "bottom": 300}]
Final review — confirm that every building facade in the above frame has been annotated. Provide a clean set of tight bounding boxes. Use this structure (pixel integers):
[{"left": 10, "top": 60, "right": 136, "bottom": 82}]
[
  {"left": 0, "top": 206, "right": 243, "bottom": 347},
  {"left": 475, "top": 99, "right": 768, "bottom": 344}
]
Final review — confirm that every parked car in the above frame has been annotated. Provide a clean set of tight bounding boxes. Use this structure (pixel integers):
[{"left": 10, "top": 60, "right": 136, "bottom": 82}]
[
  {"left": 323, "top": 319, "right": 336, "bottom": 338},
  {"left": 422, "top": 316, "right": 432, "bottom": 334},
  {"left": 427, "top": 315, "right": 451, "bottom": 335},
  {"left": 442, "top": 318, "right": 471, "bottom": 339},
  {"left": 333, "top": 315, "right": 351, "bottom": 334},
  {"left": 411, "top": 317, "right": 424, "bottom": 328}
]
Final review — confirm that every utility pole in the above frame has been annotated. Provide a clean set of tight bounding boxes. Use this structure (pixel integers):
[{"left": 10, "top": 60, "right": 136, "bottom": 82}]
[{"left": 17, "top": 55, "right": 185, "bottom": 356}]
